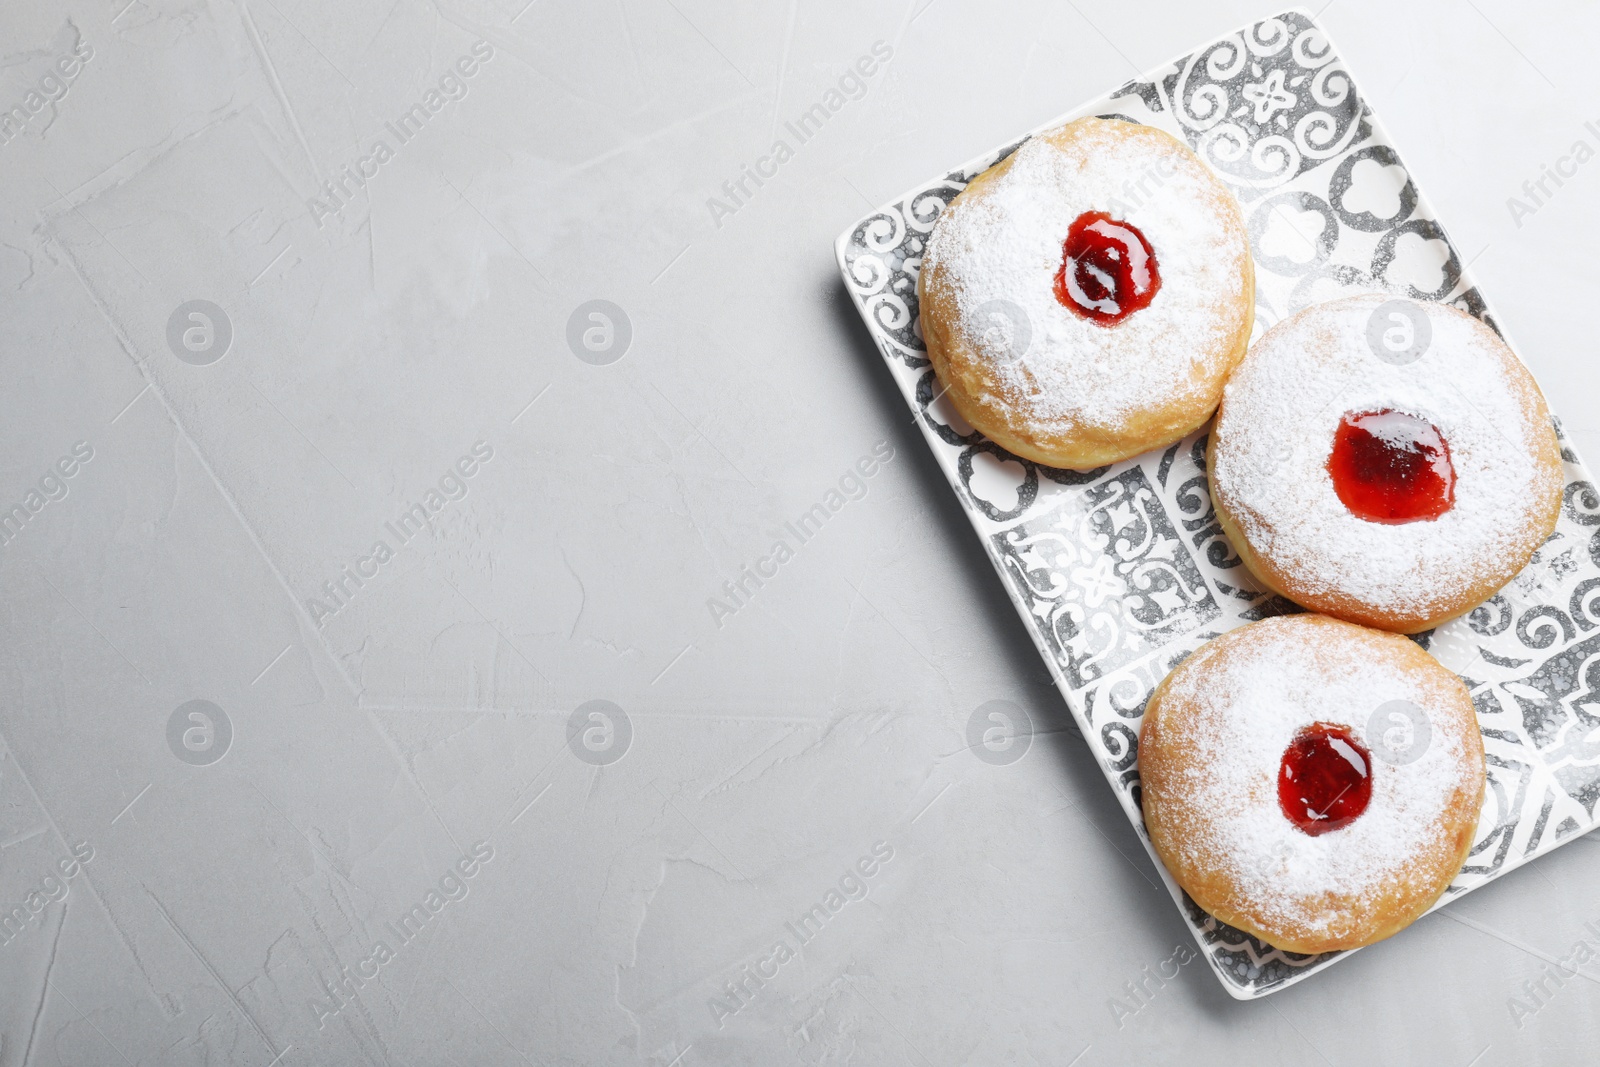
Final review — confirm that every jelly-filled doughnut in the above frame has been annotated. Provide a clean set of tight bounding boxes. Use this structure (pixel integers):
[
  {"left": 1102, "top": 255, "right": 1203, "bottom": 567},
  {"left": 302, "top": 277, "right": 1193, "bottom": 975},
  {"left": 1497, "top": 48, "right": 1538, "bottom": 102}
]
[
  {"left": 1139, "top": 614, "right": 1484, "bottom": 954},
  {"left": 919, "top": 117, "right": 1254, "bottom": 469},
  {"left": 1210, "top": 294, "right": 1562, "bottom": 633}
]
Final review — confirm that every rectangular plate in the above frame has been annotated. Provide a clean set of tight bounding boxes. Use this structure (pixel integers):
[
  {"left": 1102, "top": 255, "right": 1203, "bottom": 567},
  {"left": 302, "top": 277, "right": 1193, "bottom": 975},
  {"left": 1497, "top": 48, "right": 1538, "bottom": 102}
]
[{"left": 835, "top": 7, "right": 1600, "bottom": 999}]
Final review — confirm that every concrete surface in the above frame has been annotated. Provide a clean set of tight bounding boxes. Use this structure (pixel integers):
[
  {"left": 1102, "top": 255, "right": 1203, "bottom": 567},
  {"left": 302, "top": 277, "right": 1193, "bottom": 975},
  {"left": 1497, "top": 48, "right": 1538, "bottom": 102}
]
[{"left": 0, "top": 0, "right": 1597, "bottom": 1063}]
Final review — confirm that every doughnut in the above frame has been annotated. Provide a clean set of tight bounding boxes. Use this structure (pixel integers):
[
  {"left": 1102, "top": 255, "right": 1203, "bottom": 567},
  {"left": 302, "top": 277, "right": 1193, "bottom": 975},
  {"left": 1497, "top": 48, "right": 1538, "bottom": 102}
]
[
  {"left": 1139, "top": 614, "right": 1484, "bottom": 954},
  {"left": 919, "top": 117, "right": 1254, "bottom": 469},
  {"left": 1210, "top": 294, "right": 1563, "bottom": 633}
]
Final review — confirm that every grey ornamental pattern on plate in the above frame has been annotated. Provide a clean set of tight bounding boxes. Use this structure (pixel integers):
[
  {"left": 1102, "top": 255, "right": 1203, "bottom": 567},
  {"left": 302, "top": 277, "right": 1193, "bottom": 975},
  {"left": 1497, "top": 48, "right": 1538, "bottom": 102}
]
[{"left": 835, "top": 8, "right": 1600, "bottom": 998}]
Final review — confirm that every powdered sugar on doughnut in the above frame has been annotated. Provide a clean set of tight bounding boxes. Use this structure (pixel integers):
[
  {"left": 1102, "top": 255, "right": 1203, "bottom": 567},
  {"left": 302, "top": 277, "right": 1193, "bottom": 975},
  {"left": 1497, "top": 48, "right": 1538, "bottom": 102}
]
[
  {"left": 1212, "top": 294, "right": 1560, "bottom": 619},
  {"left": 923, "top": 120, "right": 1249, "bottom": 434},
  {"left": 1154, "top": 618, "right": 1478, "bottom": 939}
]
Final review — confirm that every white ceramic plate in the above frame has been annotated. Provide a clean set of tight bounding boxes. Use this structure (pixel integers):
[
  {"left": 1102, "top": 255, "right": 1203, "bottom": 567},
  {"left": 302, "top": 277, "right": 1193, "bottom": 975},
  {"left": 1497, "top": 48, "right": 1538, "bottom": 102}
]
[{"left": 835, "top": 7, "right": 1600, "bottom": 998}]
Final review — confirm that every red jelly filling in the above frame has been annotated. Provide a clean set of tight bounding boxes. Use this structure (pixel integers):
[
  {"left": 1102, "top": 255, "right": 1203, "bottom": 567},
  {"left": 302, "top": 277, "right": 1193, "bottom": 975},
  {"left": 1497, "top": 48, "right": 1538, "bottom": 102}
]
[
  {"left": 1278, "top": 723, "right": 1372, "bottom": 836},
  {"left": 1328, "top": 409, "right": 1455, "bottom": 523},
  {"left": 1054, "top": 211, "right": 1160, "bottom": 325}
]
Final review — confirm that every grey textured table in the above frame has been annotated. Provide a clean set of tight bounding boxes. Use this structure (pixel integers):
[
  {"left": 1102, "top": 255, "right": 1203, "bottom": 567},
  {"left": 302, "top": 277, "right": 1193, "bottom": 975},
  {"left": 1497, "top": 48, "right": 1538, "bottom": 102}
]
[{"left": 1, "top": 0, "right": 1598, "bottom": 1064}]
